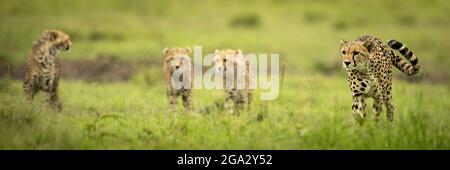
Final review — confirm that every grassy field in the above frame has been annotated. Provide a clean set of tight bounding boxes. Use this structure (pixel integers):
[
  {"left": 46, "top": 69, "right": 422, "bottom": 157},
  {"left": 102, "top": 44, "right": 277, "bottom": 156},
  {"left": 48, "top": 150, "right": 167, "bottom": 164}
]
[{"left": 0, "top": 0, "right": 449, "bottom": 149}]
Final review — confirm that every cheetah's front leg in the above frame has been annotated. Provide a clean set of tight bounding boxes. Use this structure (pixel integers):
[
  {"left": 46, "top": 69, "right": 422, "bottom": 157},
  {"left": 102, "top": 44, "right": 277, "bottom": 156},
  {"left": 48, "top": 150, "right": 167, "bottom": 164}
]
[
  {"left": 167, "top": 91, "right": 178, "bottom": 112},
  {"left": 182, "top": 90, "right": 192, "bottom": 112},
  {"left": 246, "top": 90, "right": 253, "bottom": 111},
  {"left": 352, "top": 96, "right": 367, "bottom": 124},
  {"left": 224, "top": 91, "right": 236, "bottom": 114}
]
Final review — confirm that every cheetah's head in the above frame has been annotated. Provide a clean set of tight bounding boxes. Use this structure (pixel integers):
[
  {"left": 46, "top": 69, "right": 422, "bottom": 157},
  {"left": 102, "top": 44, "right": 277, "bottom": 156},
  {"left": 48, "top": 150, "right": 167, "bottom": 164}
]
[
  {"left": 43, "top": 29, "right": 72, "bottom": 52},
  {"left": 164, "top": 47, "right": 192, "bottom": 71},
  {"left": 213, "top": 49, "right": 243, "bottom": 72},
  {"left": 340, "top": 39, "right": 374, "bottom": 71}
]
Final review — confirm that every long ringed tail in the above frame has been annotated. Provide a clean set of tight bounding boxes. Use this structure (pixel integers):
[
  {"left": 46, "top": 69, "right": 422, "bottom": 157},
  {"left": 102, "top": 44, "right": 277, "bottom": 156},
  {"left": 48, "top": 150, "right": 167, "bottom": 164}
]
[{"left": 387, "top": 39, "right": 420, "bottom": 76}]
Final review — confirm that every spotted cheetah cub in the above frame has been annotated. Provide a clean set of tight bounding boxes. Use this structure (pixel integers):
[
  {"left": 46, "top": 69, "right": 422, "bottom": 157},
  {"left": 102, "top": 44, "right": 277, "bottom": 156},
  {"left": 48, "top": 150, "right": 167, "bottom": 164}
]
[
  {"left": 340, "top": 35, "right": 420, "bottom": 123},
  {"left": 213, "top": 49, "right": 252, "bottom": 114},
  {"left": 23, "top": 29, "right": 72, "bottom": 111},
  {"left": 163, "top": 47, "right": 193, "bottom": 112}
]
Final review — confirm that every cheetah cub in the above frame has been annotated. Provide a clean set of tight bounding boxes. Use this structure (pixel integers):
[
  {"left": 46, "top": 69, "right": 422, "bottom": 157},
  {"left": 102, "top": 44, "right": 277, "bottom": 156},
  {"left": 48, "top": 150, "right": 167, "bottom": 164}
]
[
  {"left": 213, "top": 49, "right": 252, "bottom": 115},
  {"left": 23, "top": 29, "right": 72, "bottom": 111},
  {"left": 163, "top": 47, "right": 193, "bottom": 112},
  {"left": 340, "top": 35, "right": 420, "bottom": 123}
]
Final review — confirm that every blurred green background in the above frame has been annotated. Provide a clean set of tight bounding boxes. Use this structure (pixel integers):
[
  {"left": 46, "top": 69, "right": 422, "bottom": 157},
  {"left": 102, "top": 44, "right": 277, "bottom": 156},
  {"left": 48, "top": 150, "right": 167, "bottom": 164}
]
[
  {"left": 1, "top": 0, "right": 449, "bottom": 79},
  {"left": 0, "top": 0, "right": 449, "bottom": 149}
]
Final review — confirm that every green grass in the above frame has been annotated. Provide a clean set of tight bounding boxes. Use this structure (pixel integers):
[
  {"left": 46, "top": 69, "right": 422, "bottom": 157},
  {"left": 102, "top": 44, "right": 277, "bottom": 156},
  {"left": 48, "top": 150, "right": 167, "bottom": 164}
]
[
  {"left": 0, "top": 0, "right": 449, "bottom": 149},
  {"left": 1, "top": 75, "right": 449, "bottom": 149}
]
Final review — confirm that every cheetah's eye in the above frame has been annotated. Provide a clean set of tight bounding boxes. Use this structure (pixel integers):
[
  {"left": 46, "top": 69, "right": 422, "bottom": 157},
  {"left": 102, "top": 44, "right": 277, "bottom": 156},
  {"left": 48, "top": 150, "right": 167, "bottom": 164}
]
[
  {"left": 353, "top": 51, "right": 360, "bottom": 56},
  {"left": 341, "top": 50, "right": 346, "bottom": 55}
]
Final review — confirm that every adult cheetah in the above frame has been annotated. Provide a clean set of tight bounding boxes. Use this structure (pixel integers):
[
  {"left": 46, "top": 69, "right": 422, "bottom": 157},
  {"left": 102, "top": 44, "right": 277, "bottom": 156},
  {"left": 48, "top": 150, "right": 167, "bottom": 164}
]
[
  {"left": 23, "top": 29, "right": 72, "bottom": 111},
  {"left": 340, "top": 35, "right": 420, "bottom": 123}
]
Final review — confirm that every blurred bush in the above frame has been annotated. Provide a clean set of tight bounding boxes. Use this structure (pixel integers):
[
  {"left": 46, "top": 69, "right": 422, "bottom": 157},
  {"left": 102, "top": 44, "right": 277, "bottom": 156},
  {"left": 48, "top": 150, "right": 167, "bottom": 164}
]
[{"left": 229, "top": 13, "right": 261, "bottom": 28}]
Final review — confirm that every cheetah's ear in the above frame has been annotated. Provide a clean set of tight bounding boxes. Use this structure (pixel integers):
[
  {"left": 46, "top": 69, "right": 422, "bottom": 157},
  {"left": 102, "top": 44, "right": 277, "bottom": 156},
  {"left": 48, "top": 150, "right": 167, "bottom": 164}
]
[
  {"left": 214, "top": 49, "right": 220, "bottom": 54},
  {"left": 185, "top": 47, "right": 192, "bottom": 54},
  {"left": 163, "top": 47, "right": 169, "bottom": 55},
  {"left": 236, "top": 49, "right": 243, "bottom": 55},
  {"left": 44, "top": 29, "right": 58, "bottom": 41},
  {"left": 362, "top": 41, "right": 375, "bottom": 53},
  {"left": 340, "top": 39, "right": 347, "bottom": 44}
]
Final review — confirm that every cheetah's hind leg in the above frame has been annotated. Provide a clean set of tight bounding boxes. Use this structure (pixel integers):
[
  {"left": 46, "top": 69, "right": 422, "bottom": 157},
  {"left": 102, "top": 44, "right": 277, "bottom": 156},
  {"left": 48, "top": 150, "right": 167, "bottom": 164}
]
[
  {"left": 23, "top": 80, "right": 37, "bottom": 104},
  {"left": 46, "top": 90, "right": 62, "bottom": 111}
]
